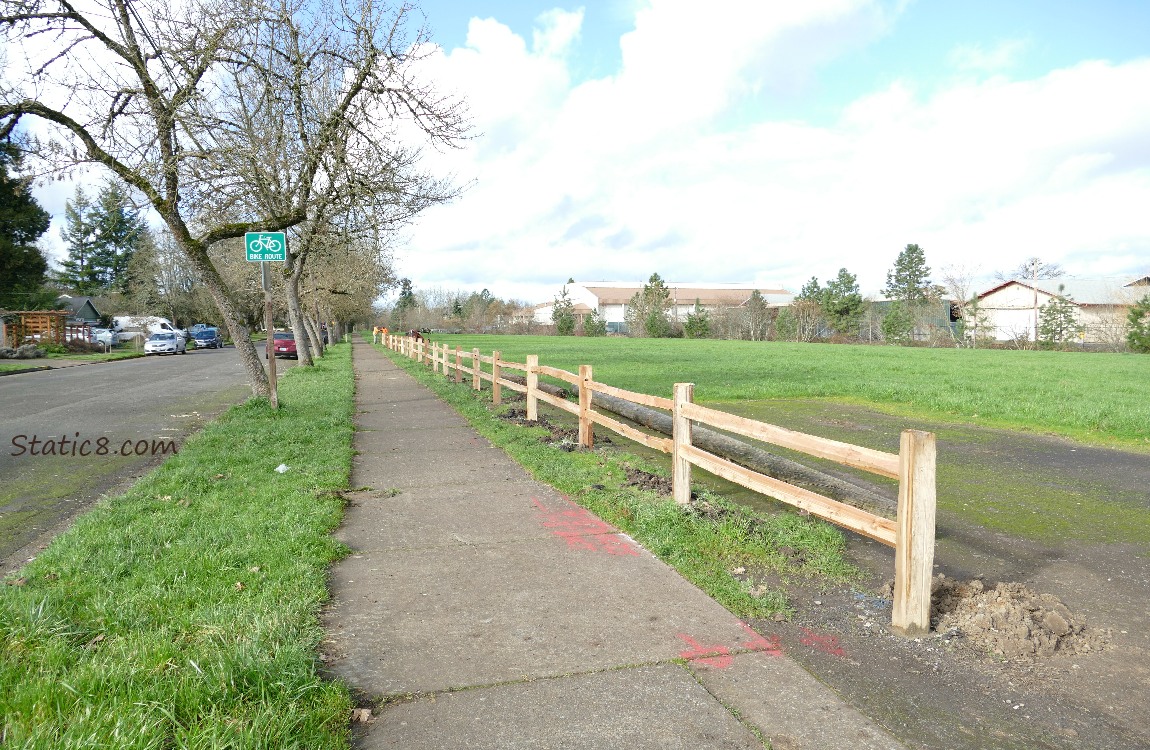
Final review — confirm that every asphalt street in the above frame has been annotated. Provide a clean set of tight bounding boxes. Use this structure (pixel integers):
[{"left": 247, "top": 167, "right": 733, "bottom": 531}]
[{"left": 0, "top": 343, "right": 290, "bottom": 572}]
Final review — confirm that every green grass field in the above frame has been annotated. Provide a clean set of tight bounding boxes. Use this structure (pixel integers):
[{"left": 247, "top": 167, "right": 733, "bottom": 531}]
[{"left": 426, "top": 335, "right": 1150, "bottom": 449}]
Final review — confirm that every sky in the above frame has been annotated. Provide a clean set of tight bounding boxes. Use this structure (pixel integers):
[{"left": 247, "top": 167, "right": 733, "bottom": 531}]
[{"left": 29, "top": 0, "right": 1150, "bottom": 305}]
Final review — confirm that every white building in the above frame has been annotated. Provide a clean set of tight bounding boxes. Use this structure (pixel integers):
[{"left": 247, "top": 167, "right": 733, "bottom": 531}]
[
  {"left": 975, "top": 276, "right": 1149, "bottom": 344},
  {"left": 534, "top": 282, "right": 793, "bottom": 333}
]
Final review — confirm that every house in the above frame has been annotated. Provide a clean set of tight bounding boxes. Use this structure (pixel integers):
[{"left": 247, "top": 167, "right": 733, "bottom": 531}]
[
  {"left": 975, "top": 277, "right": 1147, "bottom": 344},
  {"left": 534, "top": 282, "right": 793, "bottom": 333},
  {"left": 56, "top": 295, "right": 106, "bottom": 325}
]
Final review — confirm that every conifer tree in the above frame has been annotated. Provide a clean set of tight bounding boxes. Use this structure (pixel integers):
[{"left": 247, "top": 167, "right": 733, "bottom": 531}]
[
  {"left": 1037, "top": 285, "right": 1083, "bottom": 349},
  {"left": 0, "top": 141, "right": 52, "bottom": 309}
]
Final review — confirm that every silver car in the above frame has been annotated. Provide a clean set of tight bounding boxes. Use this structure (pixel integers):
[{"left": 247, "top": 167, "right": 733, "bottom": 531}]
[{"left": 143, "top": 332, "right": 187, "bottom": 355}]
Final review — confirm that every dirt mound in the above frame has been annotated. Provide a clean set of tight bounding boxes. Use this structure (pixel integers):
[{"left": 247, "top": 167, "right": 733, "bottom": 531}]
[
  {"left": 623, "top": 467, "right": 673, "bottom": 495},
  {"left": 929, "top": 576, "right": 1110, "bottom": 660}
]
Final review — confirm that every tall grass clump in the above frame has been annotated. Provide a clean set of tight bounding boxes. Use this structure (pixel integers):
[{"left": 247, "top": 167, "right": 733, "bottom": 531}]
[{"left": 0, "top": 346, "right": 356, "bottom": 749}]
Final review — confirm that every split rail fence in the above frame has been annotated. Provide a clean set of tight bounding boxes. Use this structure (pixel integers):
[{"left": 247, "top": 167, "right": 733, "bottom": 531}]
[{"left": 385, "top": 334, "right": 937, "bottom": 635}]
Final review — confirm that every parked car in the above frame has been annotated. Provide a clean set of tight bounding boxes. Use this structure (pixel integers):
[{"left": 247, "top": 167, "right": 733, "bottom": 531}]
[
  {"left": 271, "top": 331, "right": 297, "bottom": 358},
  {"left": 143, "top": 332, "right": 187, "bottom": 355},
  {"left": 191, "top": 327, "right": 223, "bottom": 349},
  {"left": 91, "top": 328, "right": 116, "bottom": 347}
]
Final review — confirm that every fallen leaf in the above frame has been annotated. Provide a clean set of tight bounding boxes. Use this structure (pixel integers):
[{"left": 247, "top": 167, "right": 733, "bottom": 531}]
[
  {"left": 234, "top": 581, "right": 245, "bottom": 591},
  {"left": 5, "top": 578, "right": 26, "bottom": 587},
  {"left": 351, "top": 708, "right": 373, "bottom": 723}
]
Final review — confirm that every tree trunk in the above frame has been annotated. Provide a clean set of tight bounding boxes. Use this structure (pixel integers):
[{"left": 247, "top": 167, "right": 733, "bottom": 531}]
[
  {"left": 305, "top": 314, "right": 325, "bottom": 357},
  {"left": 180, "top": 241, "right": 270, "bottom": 399},
  {"left": 502, "top": 375, "right": 895, "bottom": 515},
  {"left": 283, "top": 254, "right": 314, "bottom": 366}
]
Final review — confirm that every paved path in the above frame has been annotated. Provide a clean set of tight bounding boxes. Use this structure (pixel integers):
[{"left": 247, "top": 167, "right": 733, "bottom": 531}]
[{"left": 323, "top": 341, "right": 906, "bottom": 749}]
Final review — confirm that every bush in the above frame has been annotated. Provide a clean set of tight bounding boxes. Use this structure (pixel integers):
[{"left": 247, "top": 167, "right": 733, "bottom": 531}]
[
  {"left": 64, "top": 339, "right": 98, "bottom": 353},
  {"left": 0, "top": 344, "right": 47, "bottom": 359}
]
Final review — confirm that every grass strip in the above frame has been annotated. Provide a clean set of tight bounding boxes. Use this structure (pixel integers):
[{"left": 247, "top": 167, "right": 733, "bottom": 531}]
[
  {"left": 371, "top": 339, "right": 860, "bottom": 620},
  {"left": 45, "top": 351, "right": 146, "bottom": 363},
  {"left": 0, "top": 345, "right": 355, "bottom": 749}
]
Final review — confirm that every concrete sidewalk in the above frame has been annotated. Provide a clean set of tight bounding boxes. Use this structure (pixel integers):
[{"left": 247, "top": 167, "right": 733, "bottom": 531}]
[{"left": 322, "top": 341, "right": 906, "bottom": 749}]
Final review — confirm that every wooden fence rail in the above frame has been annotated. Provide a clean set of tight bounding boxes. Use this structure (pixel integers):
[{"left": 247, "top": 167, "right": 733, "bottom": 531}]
[{"left": 385, "top": 334, "right": 936, "bottom": 635}]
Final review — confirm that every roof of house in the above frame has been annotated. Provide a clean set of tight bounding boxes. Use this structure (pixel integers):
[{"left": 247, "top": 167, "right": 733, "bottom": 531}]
[
  {"left": 580, "top": 284, "right": 792, "bottom": 307},
  {"left": 56, "top": 295, "right": 104, "bottom": 319},
  {"left": 977, "top": 277, "right": 1144, "bottom": 306}
]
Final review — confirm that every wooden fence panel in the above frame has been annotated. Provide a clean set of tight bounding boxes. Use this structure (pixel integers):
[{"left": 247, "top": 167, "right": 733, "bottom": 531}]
[
  {"left": 588, "top": 381, "right": 674, "bottom": 411},
  {"left": 680, "top": 402, "right": 900, "bottom": 479},
  {"left": 537, "top": 365, "right": 580, "bottom": 385}
]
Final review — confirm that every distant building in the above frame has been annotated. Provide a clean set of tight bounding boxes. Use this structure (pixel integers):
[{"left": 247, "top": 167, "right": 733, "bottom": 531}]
[
  {"left": 56, "top": 295, "right": 105, "bottom": 325},
  {"left": 975, "top": 276, "right": 1148, "bottom": 344},
  {"left": 533, "top": 282, "right": 793, "bottom": 333}
]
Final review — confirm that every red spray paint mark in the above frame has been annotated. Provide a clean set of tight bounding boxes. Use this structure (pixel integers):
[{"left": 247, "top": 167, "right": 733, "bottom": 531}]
[
  {"left": 799, "top": 627, "right": 848, "bottom": 658},
  {"left": 738, "top": 622, "right": 784, "bottom": 657},
  {"left": 676, "top": 634, "right": 733, "bottom": 668},
  {"left": 532, "top": 497, "right": 639, "bottom": 556}
]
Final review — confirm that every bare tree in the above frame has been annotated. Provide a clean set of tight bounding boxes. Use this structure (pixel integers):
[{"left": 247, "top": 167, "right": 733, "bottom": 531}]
[{"left": 1, "top": 0, "right": 466, "bottom": 398}]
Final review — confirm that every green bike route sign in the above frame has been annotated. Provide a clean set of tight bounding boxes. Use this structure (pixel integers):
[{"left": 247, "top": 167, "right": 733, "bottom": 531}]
[{"left": 245, "top": 232, "right": 287, "bottom": 262}]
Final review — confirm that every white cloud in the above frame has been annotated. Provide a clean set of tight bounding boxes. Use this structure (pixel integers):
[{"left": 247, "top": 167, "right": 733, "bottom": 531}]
[
  {"left": 949, "top": 39, "right": 1030, "bottom": 73},
  {"left": 397, "top": 2, "right": 1150, "bottom": 306}
]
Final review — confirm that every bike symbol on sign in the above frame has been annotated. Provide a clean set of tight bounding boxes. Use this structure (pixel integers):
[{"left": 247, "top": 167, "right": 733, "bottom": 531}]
[{"left": 251, "top": 234, "right": 282, "bottom": 253}]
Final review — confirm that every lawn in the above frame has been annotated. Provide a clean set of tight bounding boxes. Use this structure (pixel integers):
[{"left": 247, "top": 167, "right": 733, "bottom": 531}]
[
  {"left": 0, "top": 346, "right": 355, "bottom": 748},
  {"left": 425, "top": 335, "right": 1150, "bottom": 449}
]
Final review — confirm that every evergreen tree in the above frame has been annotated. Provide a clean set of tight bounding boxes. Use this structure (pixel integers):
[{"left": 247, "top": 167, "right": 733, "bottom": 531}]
[
  {"left": 584, "top": 310, "right": 607, "bottom": 337},
  {"left": 684, "top": 299, "right": 710, "bottom": 339},
  {"left": 1037, "top": 285, "right": 1083, "bottom": 349},
  {"left": 392, "top": 278, "right": 416, "bottom": 329},
  {"left": 884, "top": 244, "right": 934, "bottom": 307},
  {"left": 773, "top": 307, "right": 795, "bottom": 341},
  {"left": 881, "top": 301, "right": 914, "bottom": 345},
  {"left": 57, "top": 186, "right": 103, "bottom": 293},
  {"left": 625, "top": 273, "right": 672, "bottom": 337},
  {"left": 552, "top": 285, "right": 576, "bottom": 336},
  {"left": 1127, "top": 294, "right": 1150, "bottom": 353},
  {"left": 820, "top": 268, "right": 864, "bottom": 337},
  {"left": 0, "top": 141, "right": 52, "bottom": 309},
  {"left": 91, "top": 182, "right": 147, "bottom": 292},
  {"left": 796, "top": 276, "right": 822, "bottom": 302}
]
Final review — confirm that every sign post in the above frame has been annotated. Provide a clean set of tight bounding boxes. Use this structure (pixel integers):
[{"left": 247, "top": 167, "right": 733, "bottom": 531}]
[{"left": 246, "top": 232, "right": 286, "bottom": 409}]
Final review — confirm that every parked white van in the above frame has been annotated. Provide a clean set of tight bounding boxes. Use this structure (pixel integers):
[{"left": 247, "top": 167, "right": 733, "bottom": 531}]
[{"left": 112, "top": 315, "right": 186, "bottom": 343}]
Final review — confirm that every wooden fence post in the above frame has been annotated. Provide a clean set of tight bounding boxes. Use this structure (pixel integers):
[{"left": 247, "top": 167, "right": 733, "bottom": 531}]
[
  {"left": 526, "top": 355, "right": 539, "bottom": 421},
  {"left": 432, "top": 342, "right": 439, "bottom": 373},
  {"left": 455, "top": 347, "right": 462, "bottom": 383},
  {"left": 472, "top": 348, "right": 481, "bottom": 390},
  {"left": 492, "top": 351, "right": 502, "bottom": 405},
  {"left": 578, "top": 365, "right": 593, "bottom": 449},
  {"left": 672, "top": 383, "right": 694, "bottom": 505},
  {"left": 892, "top": 429, "right": 937, "bottom": 636}
]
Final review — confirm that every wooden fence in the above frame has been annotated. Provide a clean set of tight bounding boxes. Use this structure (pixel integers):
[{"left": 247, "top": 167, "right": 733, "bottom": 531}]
[{"left": 385, "top": 334, "right": 937, "bottom": 636}]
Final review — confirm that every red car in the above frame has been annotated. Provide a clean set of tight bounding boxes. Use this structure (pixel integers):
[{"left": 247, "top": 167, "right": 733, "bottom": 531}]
[{"left": 272, "top": 331, "right": 297, "bottom": 358}]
